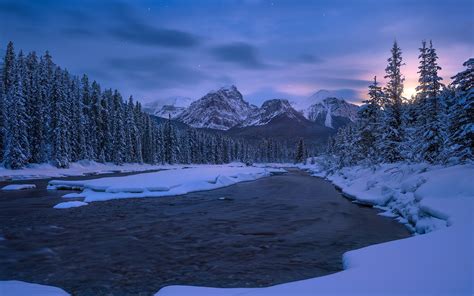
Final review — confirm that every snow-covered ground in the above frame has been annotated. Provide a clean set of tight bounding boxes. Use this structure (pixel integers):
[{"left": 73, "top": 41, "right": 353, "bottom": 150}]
[
  {"left": 0, "top": 160, "right": 186, "bottom": 181},
  {"left": 48, "top": 164, "right": 285, "bottom": 207},
  {"left": 156, "top": 161, "right": 474, "bottom": 295}
]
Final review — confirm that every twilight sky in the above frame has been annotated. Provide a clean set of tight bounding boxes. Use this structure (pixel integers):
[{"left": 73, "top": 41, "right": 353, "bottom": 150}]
[{"left": 1, "top": 0, "right": 473, "bottom": 106}]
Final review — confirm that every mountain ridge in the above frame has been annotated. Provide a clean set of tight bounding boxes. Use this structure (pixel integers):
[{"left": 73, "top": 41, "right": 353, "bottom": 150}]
[{"left": 144, "top": 86, "right": 359, "bottom": 133}]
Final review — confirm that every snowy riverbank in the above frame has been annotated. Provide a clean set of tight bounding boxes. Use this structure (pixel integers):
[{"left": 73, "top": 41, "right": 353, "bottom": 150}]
[
  {"left": 0, "top": 160, "right": 186, "bottom": 181},
  {"left": 156, "top": 161, "right": 473, "bottom": 295}
]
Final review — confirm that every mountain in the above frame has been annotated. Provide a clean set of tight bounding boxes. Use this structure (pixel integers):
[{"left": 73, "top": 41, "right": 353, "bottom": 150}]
[
  {"left": 304, "top": 97, "right": 359, "bottom": 129},
  {"left": 228, "top": 98, "right": 336, "bottom": 146},
  {"left": 153, "top": 105, "right": 186, "bottom": 119},
  {"left": 292, "top": 89, "right": 360, "bottom": 111},
  {"left": 143, "top": 96, "right": 192, "bottom": 119},
  {"left": 228, "top": 110, "right": 335, "bottom": 146},
  {"left": 240, "top": 99, "right": 305, "bottom": 127},
  {"left": 177, "top": 85, "right": 257, "bottom": 130},
  {"left": 142, "top": 86, "right": 356, "bottom": 146}
]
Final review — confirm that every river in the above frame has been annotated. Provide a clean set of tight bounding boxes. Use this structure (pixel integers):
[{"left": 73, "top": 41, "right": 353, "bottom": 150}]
[{"left": 0, "top": 168, "right": 410, "bottom": 295}]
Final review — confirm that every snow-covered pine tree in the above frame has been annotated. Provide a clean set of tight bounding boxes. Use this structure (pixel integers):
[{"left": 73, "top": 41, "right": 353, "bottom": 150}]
[
  {"left": 447, "top": 58, "right": 473, "bottom": 162},
  {"left": 415, "top": 40, "right": 444, "bottom": 163},
  {"left": 80, "top": 74, "right": 94, "bottom": 160},
  {"left": 99, "top": 89, "right": 113, "bottom": 162},
  {"left": 133, "top": 101, "right": 143, "bottom": 163},
  {"left": 50, "top": 67, "right": 70, "bottom": 168},
  {"left": 25, "top": 51, "right": 43, "bottom": 163},
  {"left": 90, "top": 81, "right": 102, "bottom": 161},
  {"left": 381, "top": 41, "right": 405, "bottom": 163},
  {"left": 1, "top": 42, "right": 17, "bottom": 162},
  {"left": 4, "top": 49, "right": 30, "bottom": 169},
  {"left": 358, "top": 76, "right": 383, "bottom": 163},
  {"left": 0, "top": 77, "right": 4, "bottom": 163},
  {"left": 0, "top": 41, "right": 15, "bottom": 160},
  {"left": 295, "top": 138, "right": 305, "bottom": 163},
  {"left": 69, "top": 77, "right": 84, "bottom": 162},
  {"left": 38, "top": 51, "right": 55, "bottom": 163},
  {"left": 111, "top": 90, "right": 126, "bottom": 164}
]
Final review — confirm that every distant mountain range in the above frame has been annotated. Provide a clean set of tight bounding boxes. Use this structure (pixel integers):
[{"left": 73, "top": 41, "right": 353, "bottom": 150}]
[{"left": 144, "top": 85, "right": 360, "bottom": 145}]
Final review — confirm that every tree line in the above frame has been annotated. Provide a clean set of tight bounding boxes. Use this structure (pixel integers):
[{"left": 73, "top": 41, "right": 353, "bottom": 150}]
[
  {"left": 328, "top": 41, "right": 473, "bottom": 167},
  {"left": 0, "top": 42, "right": 297, "bottom": 169}
]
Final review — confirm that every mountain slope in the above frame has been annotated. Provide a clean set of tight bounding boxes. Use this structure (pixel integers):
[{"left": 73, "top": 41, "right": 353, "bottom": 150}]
[{"left": 227, "top": 113, "right": 336, "bottom": 146}]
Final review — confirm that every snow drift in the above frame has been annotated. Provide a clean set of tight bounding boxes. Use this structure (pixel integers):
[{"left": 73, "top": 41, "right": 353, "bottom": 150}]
[{"left": 48, "top": 165, "right": 285, "bottom": 206}]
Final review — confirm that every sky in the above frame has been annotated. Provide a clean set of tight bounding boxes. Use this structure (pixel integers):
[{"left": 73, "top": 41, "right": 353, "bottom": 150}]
[{"left": 0, "top": 0, "right": 473, "bottom": 106}]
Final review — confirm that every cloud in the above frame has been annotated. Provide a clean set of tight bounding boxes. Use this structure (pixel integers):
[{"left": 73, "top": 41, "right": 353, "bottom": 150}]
[
  {"left": 62, "top": 27, "right": 98, "bottom": 38},
  {"left": 105, "top": 55, "right": 207, "bottom": 89},
  {"left": 0, "top": 1, "right": 35, "bottom": 18},
  {"left": 294, "top": 53, "right": 323, "bottom": 64},
  {"left": 110, "top": 23, "right": 200, "bottom": 48},
  {"left": 210, "top": 42, "right": 268, "bottom": 69}
]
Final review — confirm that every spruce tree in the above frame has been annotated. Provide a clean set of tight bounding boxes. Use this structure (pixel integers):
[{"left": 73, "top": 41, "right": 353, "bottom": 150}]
[
  {"left": 448, "top": 58, "right": 473, "bottom": 162},
  {"left": 381, "top": 41, "right": 405, "bottom": 162},
  {"left": 415, "top": 40, "right": 444, "bottom": 162},
  {"left": 295, "top": 138, "right": 305, "bottom": 163},
  {"left": 358, "top": 76, "right": 383, "bottom": 162},
  {"left": 4, "top": 50, "right": 30, "bottom": 169}
]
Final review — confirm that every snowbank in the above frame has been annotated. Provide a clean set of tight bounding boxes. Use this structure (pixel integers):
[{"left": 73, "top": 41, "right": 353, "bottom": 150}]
[
  {"left": 1, "top": 184, "right": 36, "bottom": 190},
  {"left": 49, "top": 165, "right": 285, "bottom": 206},
  {"left": 0, "top": 160, "right": 185, "bottom": 181},
  {"left": 0, "top": 281, "right": 69, "bottom": 296},
  {"left": 156, "top": 162, "right": 474, "bottom": 295},
  {"left": 53, "top": 201, "right": 89, "bottom": 209}
]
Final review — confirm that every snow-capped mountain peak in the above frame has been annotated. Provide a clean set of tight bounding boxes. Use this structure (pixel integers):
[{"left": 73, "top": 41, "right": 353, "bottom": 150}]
[
  {"left": 177, "top": 85, "right": 257, "bottom": 130},
  {"left": 241, "top": 99, "right": 304, "bottom": 127},
  {"left": 143, "top": 96, "right": 192, "bottom": 119},
  {"left": 305, "top": 97, "right": 359, "bottom": 129}
]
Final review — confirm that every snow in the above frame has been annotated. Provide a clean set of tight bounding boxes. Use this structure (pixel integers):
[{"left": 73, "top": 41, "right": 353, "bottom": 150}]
[
  {"left": 0, "top": 160, "right": 184, "bottom": 181},
  {"left": 324, "top": 106, "right": 332, "bottom": 128},
  {"left": 304, "top": 97, "right": 359, "bottom": 127},
  {"left": 0, "top": 281, "right": 69, "bottom": 296},
  {"left": 155, "top": 161, "right": 474, "bottom": 295},
  {"left": 53, "top": 201, "right": 89, "bottom": 209},
  {"left": 49, "top": 165, "right": 286, "bottom": 207},
  {"left": 1, "top": 184, "right": 36, "bottom": 190}
]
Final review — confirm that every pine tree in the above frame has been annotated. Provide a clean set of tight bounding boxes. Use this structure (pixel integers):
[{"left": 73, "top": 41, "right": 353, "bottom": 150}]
[
  {"left": 381, "top": 41, "right": 405, "bottom": 162},
  {"left": 24, "top": 51, "right": 43, "bottom": 163},
  {"left": 111, "top": 90, "right": 126, "bottom": 164},
  {"left": 447, "top": 58, "right": 473, "bottom": 162},
  {"left": 50, "top": 67, "right": 69, "bottom": 168},
  {"left": 4, "top": 50, "right": 30, "bottom": 169},
  {"left": 80, "top": 74, "right": 94, "bottom": 160},
  {"left": 90, "top": 81, "right": 102, "bottom": 160},
  {"left": 36, "top": 51, "right": 55, "bottom": 163},
  {"left": 0, "top": 42, "right": 17, "bottom": 163},
  {"left": 358, "top": 76, "right": 383, "bottom": 162},
  {"left": 295, "top": 138, "right": 305, "bottom": 163},
  {"left": 415, "top": 40, "right": 444, "bottom": 162}
]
